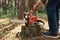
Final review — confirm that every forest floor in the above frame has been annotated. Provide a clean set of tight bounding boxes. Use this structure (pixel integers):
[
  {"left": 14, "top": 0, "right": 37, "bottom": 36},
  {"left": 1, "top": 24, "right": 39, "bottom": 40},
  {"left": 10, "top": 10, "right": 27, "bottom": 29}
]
[{"left": 0, "top": 18, "right": 60, "bottom": 40}]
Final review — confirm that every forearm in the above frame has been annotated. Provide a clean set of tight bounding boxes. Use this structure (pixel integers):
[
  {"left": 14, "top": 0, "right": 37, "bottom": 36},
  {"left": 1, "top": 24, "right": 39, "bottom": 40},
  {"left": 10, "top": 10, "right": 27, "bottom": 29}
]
[
  {"left": 33, "top": 0, "right": 47, "bottom": 11},
  {"left": 34, "top": 1, "right": 42, "bottom": 8},
  {"left": 33, "top": 0, "right": 42, "bottom": 11}
]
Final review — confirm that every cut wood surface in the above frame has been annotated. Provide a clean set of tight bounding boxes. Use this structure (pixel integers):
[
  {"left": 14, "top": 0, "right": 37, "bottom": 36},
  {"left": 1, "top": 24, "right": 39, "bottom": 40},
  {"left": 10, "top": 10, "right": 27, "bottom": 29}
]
[
  {"left": 0, "top": 23, "right": 17, "bottom": 37},
  {"left": 0, "top": 18, "right": 10, "bottom": 25},
  {"left": 0, "top": 23, "right": 15, "bottom": 31}
]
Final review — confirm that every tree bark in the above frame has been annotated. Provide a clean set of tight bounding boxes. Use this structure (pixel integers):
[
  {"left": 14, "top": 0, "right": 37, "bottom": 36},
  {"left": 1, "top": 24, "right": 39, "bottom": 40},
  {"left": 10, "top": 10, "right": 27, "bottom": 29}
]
[
  {"left": 0, "top": 0, "right": 2, "bottom": 8},
  {"left": 2, "top": 0, "right": 7, "bottom": 15},
  {"left": 18, "top": 0, "right": 25, "bottom": 19}
]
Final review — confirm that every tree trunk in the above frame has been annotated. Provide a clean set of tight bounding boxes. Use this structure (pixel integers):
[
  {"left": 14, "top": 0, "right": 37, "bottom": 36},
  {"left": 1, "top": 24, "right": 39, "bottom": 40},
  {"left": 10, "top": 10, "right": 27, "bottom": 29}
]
[
  {"left": 18, "top": 0, "right": 25, "bottom": 19},
  {"left": 15, "top": 0, "right": 18, "bottom": 7},
  {"left": 2, "top": 0, "right": 7, "bottom": 15},
  {"left": 0, "top": 0, "right": 2, "bottom": 8},
  {"left": 15, "top": 0, "right": 18, "bottom": 15}
]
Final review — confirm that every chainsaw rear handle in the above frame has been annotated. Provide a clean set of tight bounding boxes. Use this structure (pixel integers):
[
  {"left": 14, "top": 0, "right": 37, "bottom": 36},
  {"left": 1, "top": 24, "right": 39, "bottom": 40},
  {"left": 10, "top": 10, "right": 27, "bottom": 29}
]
[{"left": 37, "top": 20, "right": 45, "bottom": 25}]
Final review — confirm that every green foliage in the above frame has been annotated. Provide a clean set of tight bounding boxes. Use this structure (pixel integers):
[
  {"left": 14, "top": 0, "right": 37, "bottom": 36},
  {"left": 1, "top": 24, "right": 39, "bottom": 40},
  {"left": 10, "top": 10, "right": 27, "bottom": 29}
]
[
  {"left": 36, "top": 12, "right": 47, "bottom": 19},
  {"left": 0, "top": 0, "right": 47, "bottom": 18},
  {"left": 38, "top": 6, "right": 46, "bottom": 13},
  {"left": 0, "top": 0, "right": 18, "bottom": 18},
  {"left": 0, "top": 8, "right": 3, "bottom": 16}
]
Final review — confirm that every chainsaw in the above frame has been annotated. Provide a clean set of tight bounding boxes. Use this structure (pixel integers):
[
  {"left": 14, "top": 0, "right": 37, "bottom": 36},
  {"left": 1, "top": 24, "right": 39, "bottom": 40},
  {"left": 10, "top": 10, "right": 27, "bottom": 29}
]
[{"left": 16, "top": 0, "right": 45, "bottom": 37}]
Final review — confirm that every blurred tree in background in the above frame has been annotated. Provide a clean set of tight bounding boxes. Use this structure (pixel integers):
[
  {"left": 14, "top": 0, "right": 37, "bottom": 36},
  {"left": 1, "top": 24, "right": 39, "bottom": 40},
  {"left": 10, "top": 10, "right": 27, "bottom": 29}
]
[
  {"left": 18, "top": 0, "right": 25, "bottom": 19},
  {"left": 0, "top": 0, "right": 47, "bottom": 19}
]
